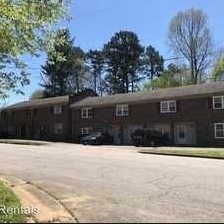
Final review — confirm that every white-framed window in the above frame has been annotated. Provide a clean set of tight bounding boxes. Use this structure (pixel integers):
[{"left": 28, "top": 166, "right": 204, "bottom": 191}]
[
  {"left": 214, "top": 123, "right": 224, "bottom": 139},
  {"left": 81, "top": 127, "right": 93, "bottom": 135},
  {"left": 54, "top": 123, "right": 63, "bottom": 135},
  {"left": 81, "top": 107, "right": 93, "bottom": 118},
  {"left": 116, "top": 104, "right": 129, "bottom": 117},
  {"left": 160, "top": 101, "right": 176, "bottom": 113},
  {"left": 154, "top": 124, "right": 171, "bottom": 137},
  {"left": 213, "top": 96, "right": 224, "bottom": 109},
  {"left": 54, "top": 105, "right": 62, "bottom": 114}
]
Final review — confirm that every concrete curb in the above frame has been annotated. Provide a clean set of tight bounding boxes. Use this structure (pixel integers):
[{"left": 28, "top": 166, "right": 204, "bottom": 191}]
[
  {"left": 139, "top": 150, "right": 224, "bottom": 160},
  {"left": 0, "top": 175, "right": 77, "bottom": 223}
]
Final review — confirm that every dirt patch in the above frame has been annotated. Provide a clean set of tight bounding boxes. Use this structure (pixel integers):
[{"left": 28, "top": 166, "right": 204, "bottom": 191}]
[{"left": 0, "top": 176, "right": 76, "bottom": 223}]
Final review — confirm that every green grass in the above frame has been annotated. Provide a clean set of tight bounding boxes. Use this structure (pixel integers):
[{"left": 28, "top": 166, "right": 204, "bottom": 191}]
[
  {"left": 0, "top": 181, "right": 26, "bottom": 223},
  {"left": 0, "top": 139, "right": 47, "bottom": 146},
  {"left": 139, "top": 147, "right": 224, "bottom": 159}
]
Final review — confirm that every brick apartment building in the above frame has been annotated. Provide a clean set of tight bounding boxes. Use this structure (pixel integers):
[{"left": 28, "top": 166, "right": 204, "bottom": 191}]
[
  {"left": 1, "top": 82, "right": 224, "bottom": 147},
  {"left": 70, "top": 82, "right": 224, "bottom": 147},
  {"left": 0, "top": 89, "right": 96, "bottom": 142}
]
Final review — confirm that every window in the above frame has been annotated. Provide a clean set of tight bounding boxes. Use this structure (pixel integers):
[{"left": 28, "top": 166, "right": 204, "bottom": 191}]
[
  {"left": 160, "top": 101, "right": 176, "bottom": 113},
  {"left": 214, "top": 123, "right": 224, "bottom": 138},
  {"left": 25, "top": 109, "right": 32, "bottom": 118},
  {"left": 1, "top": 111, "right": 7, "bottom": 118},
  {"left": 154, "top": 124, "right": 171, "bottom": 137},
  {"left": 213, "top": 96, "right": 224, "bottom": 109},
  {"left": 54, "top": 105, "right": 62, "bottom": 114},
  {"left": 54, "top": 123, "right": 63, "bottom": 135},
  {"left": 81, "top": 127, "right": 93, "bottom": 135},
  {"left": 116, "top": 104, "right": 129, "bottom": 117},
  {"left": 81, "top": 107, "right": 93, "bottom": 118}
]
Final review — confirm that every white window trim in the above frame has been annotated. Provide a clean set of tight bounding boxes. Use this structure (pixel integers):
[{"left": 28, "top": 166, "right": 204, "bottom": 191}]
[
  {"left": 214, "top": 123, "right": 224, "bottom": 139},
  {"left": 213, "top": 96, "right": 224, "bottom": 110},
  {"left": 54, "top": 105, "right": 62, "bottom": 114},
  {"left": 160, "top": 101, "right": 176, "bottom": 113},
  {"left": 154, "top": 124, "right": 171, "bottom": 136},
  {"left": 81, "top": 127, "right": 93, "bottom": 134},
  {"left": 116, "top": 104, "right": 129, "bottom": 117},
  {"left": 81, "top": 107, "right": 93, "bottom": 119}
]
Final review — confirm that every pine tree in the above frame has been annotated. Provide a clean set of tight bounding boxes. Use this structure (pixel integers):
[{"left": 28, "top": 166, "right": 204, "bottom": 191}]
[
  {"left": 103, "top": 31, "right": 144, "bottom": 94},
  {"left": 41, "top": 29, "right": 86, "bottom": 97}
]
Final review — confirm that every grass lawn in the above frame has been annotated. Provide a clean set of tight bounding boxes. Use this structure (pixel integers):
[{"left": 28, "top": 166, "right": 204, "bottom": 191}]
[
  {"left": 0, "top": 139, "right": 48, "bottom": 146},
  {"left": 0, "top": 181, "right": 26, "bottom": 223},
  {"left": 139, "top": 147, "right": 224, "bottom": 159}
]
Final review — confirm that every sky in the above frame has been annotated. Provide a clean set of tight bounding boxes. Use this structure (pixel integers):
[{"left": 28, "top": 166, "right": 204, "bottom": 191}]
[{"left": 4, "top": 0, "right": 224, "bottom": 106}]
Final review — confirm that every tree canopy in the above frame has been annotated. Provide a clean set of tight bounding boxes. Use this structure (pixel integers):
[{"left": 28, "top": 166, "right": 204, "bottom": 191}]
[
  {"left": 142, "top": 63, "right": 191, "bottom": 90},
  {"left": 86, "top": 50, "right": 104, "bottom": 96},
  {"left": 0, "top": 0, "right": 70, "bottom": 99},
  {"left": 142, "top": 45, "right": 164, "bottom": 81},
  {"left": 103, "top": 31, "right": 144, "bottom": 94},
  {"left": 29, "top": 89, "right": 45, "bottom": 100},
  {"left": 41, "top": 28, "right": 87, "bottom": 97},
  {"left": 168, "top": 8, "right": 213, "bottom": 84},
  {"left": 212, "top": 57, "right": 224, "bottom": 81}
]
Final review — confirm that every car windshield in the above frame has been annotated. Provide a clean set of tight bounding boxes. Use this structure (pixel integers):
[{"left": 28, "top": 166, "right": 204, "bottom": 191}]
[{"left": 88, "top": 133, "right": 102, "bottom": 138}]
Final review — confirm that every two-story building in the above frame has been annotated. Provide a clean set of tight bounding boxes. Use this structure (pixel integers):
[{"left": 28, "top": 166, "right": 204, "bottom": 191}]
[
  {"left": 70, "top": 82, "right": 224, "bottom": 147},
  {"left": 0, "top": 89, "right": 96, "bottom": 142},
  {"left": 1, "top": 82, "right": 224, "bottom": 147}
]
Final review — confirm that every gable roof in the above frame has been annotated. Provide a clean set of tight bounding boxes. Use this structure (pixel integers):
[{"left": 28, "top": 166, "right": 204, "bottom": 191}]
[
  {"left": 5, "top": 95, "right": 69, "bottom": 110},
  {"left": 70, "top": 82, "right": 224, "bottom": 109}
]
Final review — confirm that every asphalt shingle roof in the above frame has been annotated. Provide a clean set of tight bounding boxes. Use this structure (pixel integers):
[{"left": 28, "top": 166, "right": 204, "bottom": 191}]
[
  {"left": 6, "top": 95, "right": 69, "bottom": 110},
  {"left": 71, "top": 82, "right": 224, "bottom": 109}
]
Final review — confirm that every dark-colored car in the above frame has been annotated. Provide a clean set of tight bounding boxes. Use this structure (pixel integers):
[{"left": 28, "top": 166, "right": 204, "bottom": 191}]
[
  {"left": 131, "top": 129, "right": 170, "bottom": 147},
  {"left": 0, "top": 130, "right": 9, "bottom": 138},
  {"left": 80, "top": 132, "right": 114, "bottom": 145}
]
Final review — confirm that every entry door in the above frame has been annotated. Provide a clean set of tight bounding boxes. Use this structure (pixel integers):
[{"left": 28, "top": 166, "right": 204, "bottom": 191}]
[
  {"left": 176, "top": 125, "right": 187, "bottom": 144},
  {"left": 110, "top": 126, "right": 122, "bottom": 145},
  {"left": 21, "top": 126, "right": 26, "bottom": 139}
]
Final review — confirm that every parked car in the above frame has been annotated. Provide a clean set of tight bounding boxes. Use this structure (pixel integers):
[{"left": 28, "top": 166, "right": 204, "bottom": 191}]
[
  {"left": 0, "top": 130, "right": 9, "bottom": 138},
  {"left": 131, "top": 129, "right": 170, "bottom": 147},
  {"left": 80, "top": 132, "right": 114, "bottom": 145}
]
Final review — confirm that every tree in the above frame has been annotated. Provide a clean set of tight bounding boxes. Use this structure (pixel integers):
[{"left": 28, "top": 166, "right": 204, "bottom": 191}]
[
  {"left": 143, "top": 46, "right": 164, "bottom": 81},
  {"left": 30, "top": 89, "right": 45, "bottom": 100},
  {"left": 103, "top": 31, "right": 144, "bottom": 94},
  {"left": 212, "top": 57, "right": 224, "bottom": 81},
  {"left": 168, "top": 8, "right": 213, "bottom": 84},
  {"left": 86, "top": 50, "right": 104, "bottom": 96},
  {"left": 41, "top": 29, "right": 87, "bottom": 97},
  {"left": 142, "top": 63, "right": 189, "bottom": 90},
  {"left": 0, "top": 0, "right": 70, "bottom": 99}
]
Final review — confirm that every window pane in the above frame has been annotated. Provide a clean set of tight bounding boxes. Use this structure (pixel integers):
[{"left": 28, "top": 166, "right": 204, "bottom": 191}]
[
  {"left": 161, "top": 102, "right": 168, "bottom": 112},
  {"left": 88, "top": 109, "right": 92, "bottom": 118},
  {"left": 216, "top": 124, "right": 223, "bottom": 130},
  {"left": 216, "top": 130, "right": 224, "bottom": 137},
  {"left": 214, "top": 97, "right": 222, "bottom": 108},
  {"left": 123, "top": 105, "right": 129, "bottom": 115},
  {"left": 54, "top": 105, "right": 62, "bottom": 114},
  {"left": 215, "top": 124, "right": 224, "bottom": 138},
  {"left": 169, "top": 102, "right": 176, "bottom": 112},
  {"left": 82, "top": 109, "right": 87, "bottom": 118}
]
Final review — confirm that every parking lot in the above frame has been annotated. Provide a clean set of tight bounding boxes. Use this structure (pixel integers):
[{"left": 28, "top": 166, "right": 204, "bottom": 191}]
[{"left": 0, "top": 142, "right": 224, "bottom": 222}]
